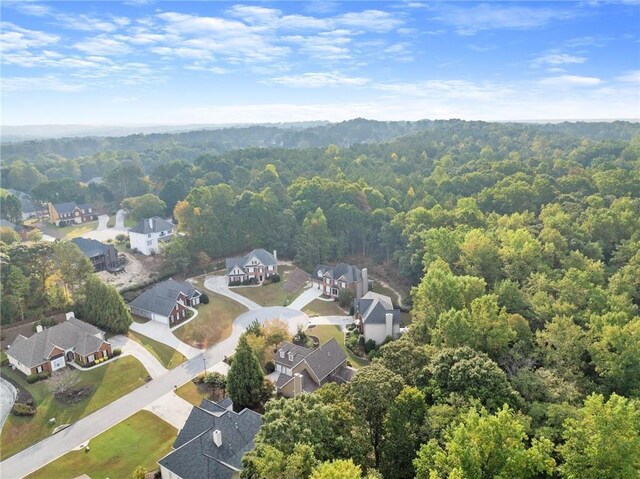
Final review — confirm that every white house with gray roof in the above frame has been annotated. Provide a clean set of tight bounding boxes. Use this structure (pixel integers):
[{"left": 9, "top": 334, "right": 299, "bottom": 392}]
[
  {"left": 226, "top": 249, "right": 278, "bottom": 285},
  {"left": 273, "top": 338, "right": 354, "bottom": 397},
  {"left": 158, "top": 398, "right": 261, "bottom": 479},
  {"left": 128, "top": 278, "right": 201, "bottom": 326},
  {"left": 353, "top": 291, "right": 401, "bottom": 345},
  {"left": 129, "top": 217, "right": 174, "bottom": 255},
  {"left": 7, "top": 313, "right": 112, "bottom": 376}
]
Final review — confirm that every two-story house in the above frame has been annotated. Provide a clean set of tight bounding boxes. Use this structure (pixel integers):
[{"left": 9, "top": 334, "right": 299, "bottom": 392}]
[
  {"left": 226, "top": 249, "right": 278, "bottom": 285},
  {"left": 315, "top": 263, "right": 368, "bottom": 299},
  {"left": 48, "top": 202, "right": 96, "bottom": 226},
  {"left": 128, "top": 278, "right": 201, "bottom": 326},
  {"left": 273, "top": 338, "right": 355, "bottom": 397},
  {"left": 353, "top": 291, "right": 401, "bottom": 345},
  {"left": 128, "top": 217, "right": 174, "bottom": 255},
  {"left": 71, "top": 237, "right": 120, "bottom": 272}
]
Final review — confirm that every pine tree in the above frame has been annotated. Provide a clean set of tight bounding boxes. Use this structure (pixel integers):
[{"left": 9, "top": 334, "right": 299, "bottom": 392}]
[
  {"left": 77, "top": 276, "right": 132, "bottom": 334},
  {"left": 227, "top": 334, "right": 264, "bottom": 411}
]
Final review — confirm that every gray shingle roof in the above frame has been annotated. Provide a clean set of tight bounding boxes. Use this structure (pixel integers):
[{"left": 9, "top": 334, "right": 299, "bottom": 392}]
[
  {"left": 129, "top": 278, "right": 200, "bottom": 317},
  {"left": 71, "top": 237, "right": 112, "bottom": 258},
  {"left": 159, "top": 400, "right": 262, "bottom": 479},
  {"left": 226, "top": 248, "right": 277, "bottom": 274},
  {"left": 275, "top": 342, "right": 314, "bottom": 368},
  {"left": 354, "top": 292, "right": 400, "bottom": 326},
  {"left": 320, "top": 263, "right": 363, "bottom": 283},
  {"left": 20, "top": 197, "right": 39, "bottom": 214},
  {"left": 7, "top": 318, "right": 108, "bottom": 368},
  {"left": 52, "top": 202, "right": 80, "bottom": 214},
  {"left": 304, "top": 338, "right": 347, "bottom": 382},
  {"left": 129, "top": 217, "right": 174, "bottom": 234},
  {"left": 0, "top": 219, "right": 19, "bottom": 231}
]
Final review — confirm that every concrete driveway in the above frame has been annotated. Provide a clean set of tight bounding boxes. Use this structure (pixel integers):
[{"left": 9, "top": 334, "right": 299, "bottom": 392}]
[
  {"left": 143, "top": 392, "right": 193, "bottom": 429},
  {"left": 235, "top": 306, "right": 309, "bottom": 336},
  {"left": 308, "top": 315, "right": 353, "bottom": 327},
  {"left": 96, "top": 214, "right": 109, "bottom": 231},
  {"left": 204, "top": 275, "right": 261, "bottom": 311},
  {"left": 115, "top": 209, "right": 127, "bottom": 230},
  {"left": 109, "top": 335, "right": 168, "bottom": 379},
  {"left": 0, "top": 378, "right": 16, "bottom": 431},
  {"left": 287, "top": 285, "right": 322, "bottom": 311},
  {"left": 130, "top": 321, "right": 202, "bottom": 359}
]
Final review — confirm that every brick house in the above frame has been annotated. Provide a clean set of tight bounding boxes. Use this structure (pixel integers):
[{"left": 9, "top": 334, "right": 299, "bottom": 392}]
[
  {"left": 71, "top": 237, "right": 120, "bottom": 272},
  {"left": 48, "top": 202, "right": 96, "bottom": 226},
  {"left": 128, "top": 278, "right": 201, "bottom": 326},
  {"left": 7, "top": 314, "right": 112, "bottom": 376},
  {"left": 226, "top": 249, "right": 278, "bottom": 284},
  {"left": 315, "top": 263, "right": 369, "bottom": 299}
]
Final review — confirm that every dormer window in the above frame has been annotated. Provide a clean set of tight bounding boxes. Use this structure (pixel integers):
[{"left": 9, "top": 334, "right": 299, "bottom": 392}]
[
  {"left": 279, "top": 350, "right": 284, "bottom": 358},
  {"left": 288, "top": 353, "right": 294, "bottom": 361}
]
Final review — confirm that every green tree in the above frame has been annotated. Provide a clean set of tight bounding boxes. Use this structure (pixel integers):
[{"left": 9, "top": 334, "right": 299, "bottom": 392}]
[
  {"left": 381, "top": 387, "right": 428, "bottom": 479},
  {"left": 414, "top": 406, "right": 555, "bottom": 479},
  {"left": 559, "top": 394, "right": 640, "bottom": 479},
  {"left": 242, "top": 442, "right": 317, "bottom": 479},
  {"left": 53, "top": 241, "right": 94, "bottom": 299},
  {"left": 0, "top": 227, "right": 20, "bottom": 245},
  {"left": 0, "top": 192, "right": 22, "bottom": 223},
  {"left": 122, "top": 193, "right": 167, "bottom": 221},
  {"left": 227, "top": 334, "right": 264, "bottom": 411},
  {"left": 350, "top": 363, "right": 404, "bottom": 467},
  {"left": 310, "top": 459, "right": 361, "bottom": 479},
  {"left": 3, "top": 265, "right": 30, "bottom": 321},
  {"left": 76, "top": 276, "right": 132, "bottom": 334},
  {"left": 295, "top": 208, "right": 335, "bottom": 271},
  {"left": 337, "top": 287, "right": 355, "bottom": 308}
]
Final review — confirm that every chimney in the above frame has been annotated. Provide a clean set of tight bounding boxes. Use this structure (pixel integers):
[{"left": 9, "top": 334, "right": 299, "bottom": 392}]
[
  {"left": 212, "top": 429, "right": 222, "bottom": 447},
  {"left": 293, "top": 373, "right": 303, "bottom": 396},
  {"left": 273, "top": 250, "right": 277, "bottom": 261},
  {"left": 36, "top": 325, "right": 43, "bottom": 333},
  {"left": 361, "top": 268, "right": 369, "bottom": 295},
  {"left": 385, "top": 313, "right": 394, "bottom": 339},
  {"left": 65, "top": 312, "right": 75, "bottom": 321},
  {"left": 148, "top": 218, "right": 153, "bottom": 229}
]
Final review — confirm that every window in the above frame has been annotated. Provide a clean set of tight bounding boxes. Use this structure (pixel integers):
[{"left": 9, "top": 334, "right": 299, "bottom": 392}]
[
  {"left": 36, "top": 365, "right": 43, "bottom": 373},
  {"left": 88, "top": 354, "right": 95, "bottom": 362},
  {"left": 168, "top": 229, "right": 172, "bottom": 234},
  {"left": 147, "top": 240, "right": 153, "bottom": 246},
  {"left": 288, "top": 353, "right": 294, "bottom": 361},
  {"left": 148, "top": 233, "right": 151, "bottom": 238},
  {"left": 279, "top": 350, "right": 284, "bottom": 358}
]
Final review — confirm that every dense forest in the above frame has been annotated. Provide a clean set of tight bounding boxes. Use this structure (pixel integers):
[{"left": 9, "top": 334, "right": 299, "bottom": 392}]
[{"left": 1, "top": 119, "right": 639, "bottom": 477}]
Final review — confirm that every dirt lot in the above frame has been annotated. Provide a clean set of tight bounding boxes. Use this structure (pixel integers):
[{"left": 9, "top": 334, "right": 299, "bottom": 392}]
[{"left": 96, "top": 252, "right": 164, "bottom": 291}]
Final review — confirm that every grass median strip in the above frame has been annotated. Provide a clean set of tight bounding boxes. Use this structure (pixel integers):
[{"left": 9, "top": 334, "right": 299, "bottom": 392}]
[{"left": 128, "top": 330, "right": 186, "bottom": 369}]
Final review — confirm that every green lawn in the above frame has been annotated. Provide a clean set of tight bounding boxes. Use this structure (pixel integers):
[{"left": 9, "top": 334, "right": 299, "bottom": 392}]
[
  {"left": 59, "top": 220, "right": 99, "bottom": 239},
  {"left": 0, "top": 356, "right": 150, "bottom": 459},
  {"left": 174, "top": 279, "right": 247, "bottom": 348},
  {"left": 25, "top": 411, "right": 177, "bottom": 479},
  {"left": 175, "top": 380, "right": 215, "bottom": 406},
  {"left": 302, "top": 299, "right": 347, "bottom": 317},
  {"left": 307, "top": 325, "right": 369, "bottom": 369},
  {"left": 128, "top": 330, "right": 186, "bottom": 369},
  {"left": 124, "top": 216, "right": 137, "bottom": 228},
  {"left": 233, "top": 266, "right": 308, "bottom": 307}
]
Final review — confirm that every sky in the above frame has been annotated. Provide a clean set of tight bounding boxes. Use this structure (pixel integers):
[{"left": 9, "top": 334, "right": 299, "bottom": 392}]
[{"left": 1, "top": 1, "right": 639, "bottom": 125}]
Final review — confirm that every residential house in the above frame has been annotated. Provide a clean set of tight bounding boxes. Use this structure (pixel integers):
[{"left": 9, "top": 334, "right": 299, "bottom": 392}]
[
  {"left": 48, "top": 202, "right": 96, "bottom": 226},
  {"left": 274, "top": 338, "right": 355, "bottom": 397},
  {"left": 226, "top": 249, "right": 278, "bottom": 284},
  {"left": 71, "top": 237, "right": 120, "bottom": 272},
  {"left": 158, "top": 398, "right": 262, "bottom": 479},
  {"left": 7, "top": 313, "right": 112, "bottom": 376},
  {"left": 129, "top": 217, "right": 174, "bottom": 255},
  {"left": 315, "top": 263, "right": 368, "bottom": 299},
  {"left": 7, "top": 189, "right": 41, "bottom": 220},
  {"left": 353, "top": 291, "right": 401, "bottom": 345},
  {"left": 129, "top": 278, "right": 201, "bottom": 326},
  {"left": 0, "top": 219, "right": 25, "bottom": 239}
]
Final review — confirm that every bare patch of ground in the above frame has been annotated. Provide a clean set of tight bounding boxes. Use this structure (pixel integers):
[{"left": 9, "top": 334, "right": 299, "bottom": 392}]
[
  {"left": 96, "top": 252, "right": 164, "bottom": 291},
  {"left": 283, "top": 266, "right": 310, "bottom": 293}
]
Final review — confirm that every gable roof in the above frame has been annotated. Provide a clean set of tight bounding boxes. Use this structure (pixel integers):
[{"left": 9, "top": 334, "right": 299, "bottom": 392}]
[
  {"left": 71, "top": 237, "right": 114, "bottom": 259},
  {"left": 303, "top": 338, "right": 347, "bottom": 382},
  {"left": 52, "top": 202, "right": 89, "bottom": 214},
  {"left": 129, "top": 278, "right": 200, "bottom": 317},
  {"left": 7, "top": 318, "right": 107, "bottom": 368},
  {"left": 275, "top": 342, "right": 314, "bottom": 368},
  {"left": 354, "top": 291, "right": 400, "bottom": 326},
  {"left": 159, "top": 400, "right": 262, "bottom": 479},
  {"left": 320, "top": 263, "right": 363, "bottom": 283},
  {"left": 226, "top": 248, "right": 277, "bottom": 274},
  {"left": 129, "top": 216, "right": 174, "bottom": 234}
]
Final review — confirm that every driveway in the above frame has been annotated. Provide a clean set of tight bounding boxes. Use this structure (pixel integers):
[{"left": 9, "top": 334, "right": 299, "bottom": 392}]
[
  {"left": 115, "top": 209, "right": 127, "bottom": 230},
  {"left": 203, "top": 275, "right": 261, "bottom": 311},
  {"left": 96, "top": 214, "right": 109, "bottom": 231},
  {"left": 109, "top": 335, "right": 168, "bottom": 379},
  {"left": 0, "top": 378, "right": 16, "bottom": 431},
  {"left": 143, "top": 392, "right": 193, "bottom": 429},
  {"left": 287, "top": 286, "right": 322, "bottom": 311},
  {"left": 235, "top": 307, "right": 309, "bottom": 336},
  {"left": 130, "top": 321, "right": 202, "bottom": 359},
  {"left": 308, "top": 315, "right": 353, "bottom": 327}
]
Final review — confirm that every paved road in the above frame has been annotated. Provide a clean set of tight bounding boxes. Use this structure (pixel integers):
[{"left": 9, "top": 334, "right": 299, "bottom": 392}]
[
  {"left": 0, "top": 378, "right": 16, "bottom": 431},
  {"left": 204, "top": 275, "right": 261, "bottom": 310}
]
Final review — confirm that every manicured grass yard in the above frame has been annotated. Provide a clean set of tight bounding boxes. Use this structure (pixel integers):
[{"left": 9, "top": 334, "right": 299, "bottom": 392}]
[
  {"left": 302, "top": 299, "right": 347, "bottom": 317},
  {"left": 59, "top": 220, "right": 99, "bottom": 239},
  {"left": 124, "top": 216, "right": 137, "bottom": 228},
  {"left": 173, "top": 279, "right": 247, "bottom": 349},
  {"left": 128, "top": 330, "right": 186, "bottom": 369},
  {"left": 307, "top": 325, "right": 369, "bottom": 369},
  {"left": 25, "top": 411, "right": 177, "bottom": 479},
  {"left": 0, "top": 356, "right": 149, "bottom": 459},
  {"left": 233, "top": 265, "right": 309, "bottom": 307}
]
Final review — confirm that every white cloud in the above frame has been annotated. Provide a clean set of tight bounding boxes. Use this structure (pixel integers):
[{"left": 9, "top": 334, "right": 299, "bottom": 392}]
[
  {"left": 374, "top": 79, "right": 508, "bottom": 100},
  {"left": 4, "top": 1, "right": 52, "bottom": 17},
  {"left": 336, "top": 10, "right": 403, "bottom": 33},
  {"left": 0, "top": 23, "right": 59, "bottom": 51},
  {"left": 532, "top": 53, "right": 586, "bottom": 67},
  {"left": 539, "top": 75, "right": 602, "bottom": 86},
  {"left": 1, "top": 75, "right": 85, "bottom": 92},
  {"left": 616, "top": 70, "right": 640, "bottom": 82},
  {"left": 267, "top": 71, "right": 370, "bottom": 87},
  {"left": 73, "top": 35, "right": 132, "bottom": 55},
  {"left": 434, "top": 4, "right": 576, "bottom": 35}
]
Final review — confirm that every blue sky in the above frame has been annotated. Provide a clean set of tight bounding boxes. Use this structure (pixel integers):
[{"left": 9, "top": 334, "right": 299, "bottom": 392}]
[{"left": 1, "top": 1, "right": 639, "bottom": 125}]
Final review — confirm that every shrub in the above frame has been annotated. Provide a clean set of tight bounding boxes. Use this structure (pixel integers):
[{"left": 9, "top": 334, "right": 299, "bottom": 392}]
[
  {"left": 200, "top": 293, "right": 210, "bottom": 304},
  {"left": 265, "top": 361, "right": 275, "bottom": 373},
  {"left": 27, "top": 374, "right": 39, "bottom": 384},
  {"left": 112, "top": 348, "right": 122, "bottom": 357},
  {"left": 38, "top": 372, "right": 50, "bottom": 380},
  {"left": 270, "top": 274, "right": 281, "bottom": 283},
  {"left": 364, "top": 339, "right": 377, "bottom": 354},
  {"left": 12, "top": 403, "right": 36, "bottom": 416},
  {"left": 229, "top": 280, "right": 241, "bottom": 287},
  {"left": 338, "top": 288, "right": 355, "bottom": 308}
]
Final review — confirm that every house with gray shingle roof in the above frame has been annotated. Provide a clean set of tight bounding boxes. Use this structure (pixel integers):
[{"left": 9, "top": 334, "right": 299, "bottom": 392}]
[
  {"left": 353, "top": 291, "right": 401, "bottom": 345},
  {"left": 7, "top": 314, "right": 112, "bottom": 376},
  {"left": 226, "top": 248, "right": 278, "bottom": 285},
  {"left": 128, "top": 217, "right": 174, "bottom": 255},
  {"left": 315, "top": 262, "right": 369, "bottom": 299},
  {"left": 273, "top": 338, "right": 355, "bottom": 397},
  {"left": 71, "top": 237, "right": 120, "bottom": 272},
  {"left": 48, "top": 201, "right": 96, "bottom": 226},
  {"left": 158, "top": 398, "right": 262, "bottom": 479},
  {"left": 7, "top": 189, "right": 41, "bottom": 220},
  {"left": 128, "top": 278, "right": 201, "bottom": 326}
]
